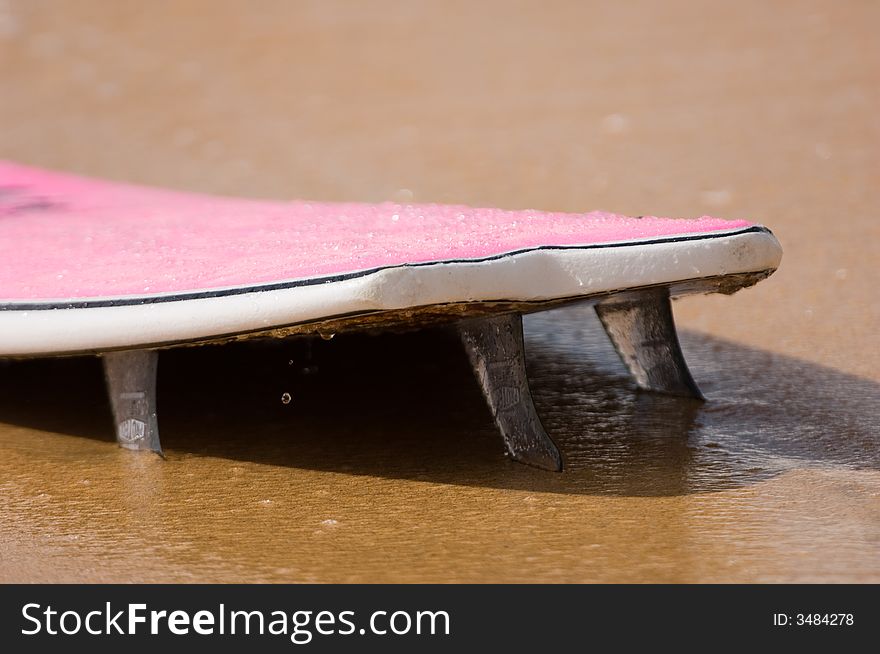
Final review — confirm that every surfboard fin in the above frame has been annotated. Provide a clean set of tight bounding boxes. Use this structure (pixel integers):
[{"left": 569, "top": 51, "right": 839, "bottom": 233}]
[
  {"left": 459, "top": 314, "right": 563, "bottom": 471},
  {"left": 595, "top": 288, "right": 704, "bottom": 400},
  {"left": 102, "top": 349, "right": 163, "bottom": 455}
]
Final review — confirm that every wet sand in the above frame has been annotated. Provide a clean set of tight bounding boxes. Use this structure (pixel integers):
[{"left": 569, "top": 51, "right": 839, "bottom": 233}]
[{"left": 1, "top": 0, "right": 878, "bottom": 582}]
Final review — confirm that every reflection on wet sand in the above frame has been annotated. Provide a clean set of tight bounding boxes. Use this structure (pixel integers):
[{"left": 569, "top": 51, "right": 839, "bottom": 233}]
[{"left": 1, "top": 306, "right": 877, "bottom": 582}]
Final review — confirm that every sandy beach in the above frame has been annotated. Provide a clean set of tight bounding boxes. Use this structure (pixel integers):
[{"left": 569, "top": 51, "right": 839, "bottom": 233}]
[{"left": 1, "top": 0, "right": 878, "bottom": 583}]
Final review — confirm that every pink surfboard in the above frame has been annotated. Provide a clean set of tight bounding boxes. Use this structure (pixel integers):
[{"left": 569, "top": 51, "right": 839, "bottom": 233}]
[{"left": 0, "top": 161, "right": 781, "bottom": 469}]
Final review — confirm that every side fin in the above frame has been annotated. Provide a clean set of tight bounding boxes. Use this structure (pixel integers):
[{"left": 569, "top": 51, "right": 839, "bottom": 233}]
[
  {"left": 102, "top": 349, "right": 163, "bottom": 454},
  {"left": 595, "top": 289, "right": 704, "bottom": 399},
  {"left": 460, "top": 314, "right": 563, "bottom": 471}
]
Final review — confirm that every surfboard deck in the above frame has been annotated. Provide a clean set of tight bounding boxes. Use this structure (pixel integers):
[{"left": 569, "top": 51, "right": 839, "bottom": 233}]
[{"left": 0, "top": 161, "right": 782, "bottom": 469}]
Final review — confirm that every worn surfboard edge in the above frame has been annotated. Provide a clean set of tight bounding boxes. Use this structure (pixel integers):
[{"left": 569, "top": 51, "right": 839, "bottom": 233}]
[
  {"left": 0, "top": 268, "right": 774, "bottom": 359},
  {"left": 0, "top": 227, "right": 781, "bottom": 356},
  {"left": 0, "top": 224, "right": 767, "bottom": 309}
]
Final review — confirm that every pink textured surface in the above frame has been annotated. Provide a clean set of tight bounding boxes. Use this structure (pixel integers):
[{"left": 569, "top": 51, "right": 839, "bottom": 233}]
[{"left": 0, "top": 161, "right": 752, "bottom": 301}]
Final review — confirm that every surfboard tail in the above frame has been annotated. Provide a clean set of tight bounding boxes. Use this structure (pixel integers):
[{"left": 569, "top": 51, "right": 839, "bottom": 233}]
[{"left": 0, "top": 162, "right": 782, "bottom": 468}]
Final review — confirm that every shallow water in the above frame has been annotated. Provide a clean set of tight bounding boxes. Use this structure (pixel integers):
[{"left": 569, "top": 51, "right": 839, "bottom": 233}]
[{"left": 0, "top": 0, "right": 878, "bottom": 582}]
